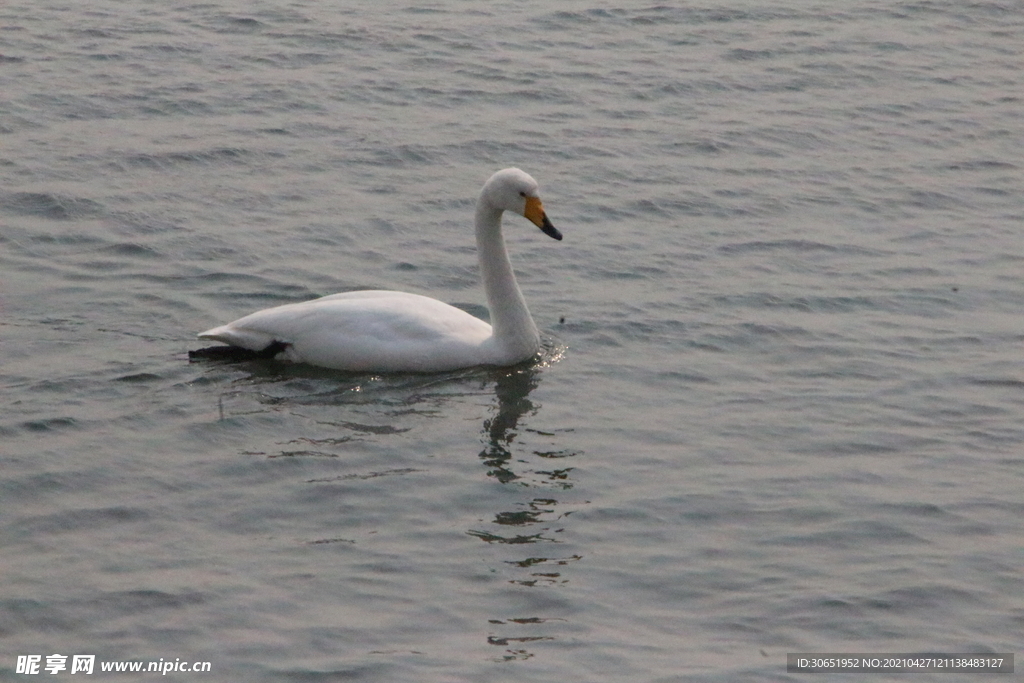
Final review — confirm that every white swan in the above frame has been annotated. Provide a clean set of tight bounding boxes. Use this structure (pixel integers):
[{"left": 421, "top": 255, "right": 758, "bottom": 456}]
[{"left": 193, "top": 168, "right": 562, "bottom": 372}]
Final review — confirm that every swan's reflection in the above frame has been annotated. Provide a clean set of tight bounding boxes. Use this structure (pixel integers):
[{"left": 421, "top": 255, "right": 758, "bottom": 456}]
[
  {"left": 472, "top": 363, "right": 584, "bottom": 661},
  {"left": 203, "top": 356, "right": 581, "bottom": 661},
  {"left": 478, "top": 365, "right": 540, "bottom": 484}
]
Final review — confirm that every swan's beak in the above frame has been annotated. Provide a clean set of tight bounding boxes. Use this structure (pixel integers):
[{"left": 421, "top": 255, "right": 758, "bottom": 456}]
[{"left": 524, "top": 196, "right": 562, "bottom": 241}]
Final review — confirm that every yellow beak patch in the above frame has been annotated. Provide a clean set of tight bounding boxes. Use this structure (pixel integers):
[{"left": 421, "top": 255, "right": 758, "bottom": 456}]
[{"left": 523, "top": 196, "right": 547, "bottom": 228}]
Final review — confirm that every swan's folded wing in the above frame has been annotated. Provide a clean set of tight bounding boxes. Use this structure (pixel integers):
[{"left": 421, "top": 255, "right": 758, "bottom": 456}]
[
  {"left": 197, "top": 291, "right": 495, "bottom": 371},
  {"left": 198, "top": 323, "right": 279, "bottom": 351},
  {"left": 197, "top": 291, "right": 415, "bottom": 350}
]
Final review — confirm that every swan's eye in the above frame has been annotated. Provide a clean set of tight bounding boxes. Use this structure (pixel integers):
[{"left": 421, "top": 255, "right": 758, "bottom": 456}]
[{"left": 519, "top": 191, "right": 526, "bottom": 197}]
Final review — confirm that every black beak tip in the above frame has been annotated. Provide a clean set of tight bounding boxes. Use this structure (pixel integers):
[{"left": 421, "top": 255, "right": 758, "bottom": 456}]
[{"left": 541, "top": 217, "right": 562, "bottom": 241}]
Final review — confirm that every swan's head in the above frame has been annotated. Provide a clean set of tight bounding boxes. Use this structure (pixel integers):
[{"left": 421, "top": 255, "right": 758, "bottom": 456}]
[{"left": 482, "top": 168, "right": 562, "bottom": 241}]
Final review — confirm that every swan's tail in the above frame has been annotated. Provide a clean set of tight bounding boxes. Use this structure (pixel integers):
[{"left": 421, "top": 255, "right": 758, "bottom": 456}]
[{"left": 188, "top": 340, "right": 289, "bottom": 362}]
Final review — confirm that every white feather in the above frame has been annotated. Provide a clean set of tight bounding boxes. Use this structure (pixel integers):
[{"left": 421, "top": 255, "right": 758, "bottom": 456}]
[{"left": 197, "top": 168, "right": 562, "bottom": 372}]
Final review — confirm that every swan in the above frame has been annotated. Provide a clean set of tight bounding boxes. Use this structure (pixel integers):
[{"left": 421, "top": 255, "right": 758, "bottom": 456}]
[{"left": 191, "top": 168, "right": 562, "bottom": 372}]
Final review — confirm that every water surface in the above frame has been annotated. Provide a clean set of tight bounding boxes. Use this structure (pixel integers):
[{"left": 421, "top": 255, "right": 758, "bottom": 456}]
[{"left": 2, "top": 1, "right": 1023, "bottom": 680}]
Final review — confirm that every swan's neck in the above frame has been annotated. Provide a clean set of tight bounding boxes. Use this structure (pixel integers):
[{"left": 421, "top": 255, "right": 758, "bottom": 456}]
[{"left": 475, "top": 202, "right": 540, "bottom": 360}]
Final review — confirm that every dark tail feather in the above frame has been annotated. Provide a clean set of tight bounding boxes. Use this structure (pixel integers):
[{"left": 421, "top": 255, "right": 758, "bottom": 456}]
[{"left": 188, "top": 340, "right": 289, "bottom": 362}]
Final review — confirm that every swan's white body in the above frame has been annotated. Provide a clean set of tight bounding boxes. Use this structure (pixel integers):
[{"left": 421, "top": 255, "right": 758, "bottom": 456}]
[{"left": 196, "top": 168, "right": 562, "bottom": 372}]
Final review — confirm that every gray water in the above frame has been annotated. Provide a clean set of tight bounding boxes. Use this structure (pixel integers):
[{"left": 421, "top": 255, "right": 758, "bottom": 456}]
[{"left": 2, "top": 1, "right": 1022, "bottom": 681}]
